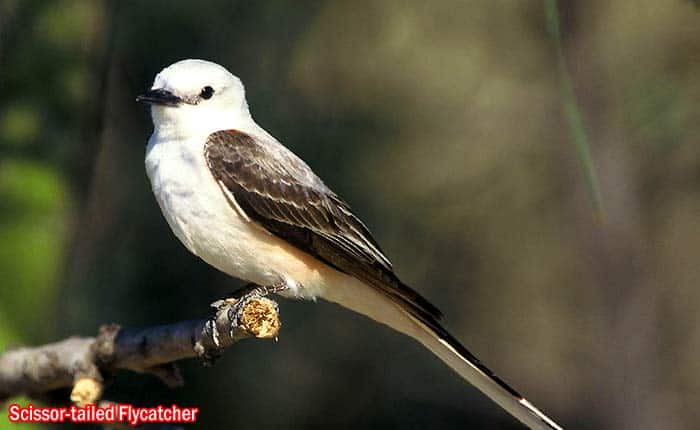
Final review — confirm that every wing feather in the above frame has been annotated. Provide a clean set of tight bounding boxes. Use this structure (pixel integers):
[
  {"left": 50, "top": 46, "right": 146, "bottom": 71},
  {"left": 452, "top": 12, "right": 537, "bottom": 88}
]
[{"left": 204, "top": 129, "right": 443, "bottom": 323}]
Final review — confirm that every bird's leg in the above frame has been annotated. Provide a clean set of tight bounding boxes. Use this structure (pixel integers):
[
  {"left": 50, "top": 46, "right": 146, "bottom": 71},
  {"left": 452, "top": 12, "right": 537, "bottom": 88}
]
[
  {"left": 208, "top": 283, "right": 276, "bottom": 317},
  {"left": 225, "top": 281, "right": 288, "bottom": 301}
]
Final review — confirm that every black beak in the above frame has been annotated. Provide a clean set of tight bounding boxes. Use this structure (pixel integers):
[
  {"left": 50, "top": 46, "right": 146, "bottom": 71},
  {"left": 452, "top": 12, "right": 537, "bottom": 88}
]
[{"left": 136, "top": 88, "right": 182, "bottom": 106}]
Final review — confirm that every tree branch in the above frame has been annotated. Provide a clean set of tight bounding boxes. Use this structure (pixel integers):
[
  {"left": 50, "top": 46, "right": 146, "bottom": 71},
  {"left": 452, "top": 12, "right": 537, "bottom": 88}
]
[{"left": 0, "top": 294, "right": 281, "bottom": 403}]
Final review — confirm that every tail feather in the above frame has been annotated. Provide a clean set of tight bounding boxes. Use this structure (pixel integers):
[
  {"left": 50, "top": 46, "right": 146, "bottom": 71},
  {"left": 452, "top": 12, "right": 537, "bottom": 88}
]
[
  {"left": 322, "top": 277, "right": 563, "bottom": 430},
  {"left": 404, "top": 311, "right": 563, "bottom": 430}
]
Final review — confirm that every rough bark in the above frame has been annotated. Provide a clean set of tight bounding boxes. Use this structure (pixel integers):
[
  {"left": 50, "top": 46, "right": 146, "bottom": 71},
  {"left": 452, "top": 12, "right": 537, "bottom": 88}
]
[{"left": 0, "top": 294, "right": 281, "bottom": 404}]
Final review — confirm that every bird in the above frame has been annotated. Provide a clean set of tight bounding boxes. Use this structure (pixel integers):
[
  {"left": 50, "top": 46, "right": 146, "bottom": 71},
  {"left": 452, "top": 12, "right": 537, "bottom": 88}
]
[{"left": 137, "top": 59, "right": 562, "bottom": 430}]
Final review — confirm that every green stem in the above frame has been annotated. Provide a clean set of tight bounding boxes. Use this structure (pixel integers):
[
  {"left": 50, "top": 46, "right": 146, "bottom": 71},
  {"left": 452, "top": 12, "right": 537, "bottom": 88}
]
[{"left": 545, "top": 0, "right": 606, "bottom": 220}]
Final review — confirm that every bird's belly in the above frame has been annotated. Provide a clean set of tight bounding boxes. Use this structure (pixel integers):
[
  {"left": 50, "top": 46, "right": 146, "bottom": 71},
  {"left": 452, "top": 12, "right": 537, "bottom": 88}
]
[{"left": 146, "top": 141, "right": 328, "bottom": 298}]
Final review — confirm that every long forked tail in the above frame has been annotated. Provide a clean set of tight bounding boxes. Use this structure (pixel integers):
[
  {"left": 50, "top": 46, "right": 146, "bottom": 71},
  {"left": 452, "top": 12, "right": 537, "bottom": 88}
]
[
  {"left": 323, "top": 278, "right": 563, "bottom": 430},
  {"left": 404, "top": 312, "right": 563, "bottom": 430}
]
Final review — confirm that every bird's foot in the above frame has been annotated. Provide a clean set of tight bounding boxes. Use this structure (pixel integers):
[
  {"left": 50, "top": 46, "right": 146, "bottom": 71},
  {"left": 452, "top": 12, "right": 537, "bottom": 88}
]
[
  {"left": 196, "top": 283, "right": 283, "bottom": 366},
  {"left": 224, "top": 282, "right": 288, "bottom": 302}
]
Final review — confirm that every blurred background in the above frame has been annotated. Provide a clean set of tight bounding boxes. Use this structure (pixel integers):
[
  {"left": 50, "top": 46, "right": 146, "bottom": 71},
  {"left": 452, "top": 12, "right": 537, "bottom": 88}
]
[{"left": 0, "top": 1, "right": 699, "bottom": 429}]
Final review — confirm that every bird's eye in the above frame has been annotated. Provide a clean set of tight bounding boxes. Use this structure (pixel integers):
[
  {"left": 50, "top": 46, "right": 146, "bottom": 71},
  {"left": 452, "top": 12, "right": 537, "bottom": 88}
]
[{"left": 200, "top": 86, "right": 214, "bottom": 100}]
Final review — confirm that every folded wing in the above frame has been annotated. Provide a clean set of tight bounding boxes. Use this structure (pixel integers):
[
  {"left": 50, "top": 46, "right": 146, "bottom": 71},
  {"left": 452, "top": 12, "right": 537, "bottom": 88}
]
[{"left": 203, "top": 129, "right": 443, "bottom": 326}]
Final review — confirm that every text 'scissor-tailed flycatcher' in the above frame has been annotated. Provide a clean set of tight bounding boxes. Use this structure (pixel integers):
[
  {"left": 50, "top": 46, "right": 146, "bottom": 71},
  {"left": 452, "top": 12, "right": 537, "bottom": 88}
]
[{"left": 137, "top": 59, "right": 562, "bottom": 430}]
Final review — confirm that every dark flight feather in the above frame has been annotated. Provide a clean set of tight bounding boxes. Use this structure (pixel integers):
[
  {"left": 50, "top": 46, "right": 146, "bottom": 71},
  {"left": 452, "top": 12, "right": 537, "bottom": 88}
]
[{"left": 203, "top": 129, "right": 443, "bottom": 325}]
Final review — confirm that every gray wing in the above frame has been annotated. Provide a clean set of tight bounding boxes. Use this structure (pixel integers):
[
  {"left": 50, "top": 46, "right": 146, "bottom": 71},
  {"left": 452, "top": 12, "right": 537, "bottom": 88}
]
[{"left": 204, "top": 129, "right": 442, "bottom": 324}]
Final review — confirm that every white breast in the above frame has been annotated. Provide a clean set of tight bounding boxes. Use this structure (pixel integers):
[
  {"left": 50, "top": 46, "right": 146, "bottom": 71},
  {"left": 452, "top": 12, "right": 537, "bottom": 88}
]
[{"left": 144, "top": 134, "right": 329, "bottom": 298}]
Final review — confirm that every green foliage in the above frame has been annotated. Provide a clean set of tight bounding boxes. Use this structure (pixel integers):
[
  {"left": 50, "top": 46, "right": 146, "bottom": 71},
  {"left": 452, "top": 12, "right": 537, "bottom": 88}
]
[
  {"left": 0, "top": 104, "right": 41, "bottom": 147},
  {"left": 0, "top": 159, "right": 69, "bottom": 343}
]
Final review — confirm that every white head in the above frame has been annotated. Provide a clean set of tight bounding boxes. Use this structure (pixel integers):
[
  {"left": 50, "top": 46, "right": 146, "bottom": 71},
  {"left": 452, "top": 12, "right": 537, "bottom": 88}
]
[{"left": 138, "top": 59, "right": 251, "bottom": 138}]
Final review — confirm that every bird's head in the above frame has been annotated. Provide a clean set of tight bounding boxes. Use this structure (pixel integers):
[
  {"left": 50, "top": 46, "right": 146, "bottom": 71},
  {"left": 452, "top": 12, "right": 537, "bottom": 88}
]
[{"left": 138, "top": 59, "right": 250, "bottom": 137}]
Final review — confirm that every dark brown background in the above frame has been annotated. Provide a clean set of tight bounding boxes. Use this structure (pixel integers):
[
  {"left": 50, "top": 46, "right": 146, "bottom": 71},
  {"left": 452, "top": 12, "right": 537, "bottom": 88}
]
[{"left": 1, "top": 1, "right": 699, "bottom": 429}]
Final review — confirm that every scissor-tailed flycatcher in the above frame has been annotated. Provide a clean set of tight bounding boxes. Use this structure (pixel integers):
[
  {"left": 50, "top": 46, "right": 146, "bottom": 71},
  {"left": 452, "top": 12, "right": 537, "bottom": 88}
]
[{"left": 137, "top": 59, "right": 562, "bottom": 430}]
